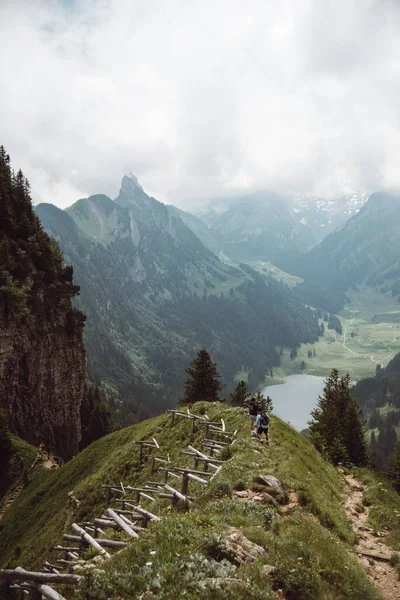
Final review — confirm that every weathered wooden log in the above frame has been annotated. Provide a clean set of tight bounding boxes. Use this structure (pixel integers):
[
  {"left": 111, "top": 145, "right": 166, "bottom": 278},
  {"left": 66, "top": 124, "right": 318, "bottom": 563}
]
[
  {"left": 71, "top": 524, "right": 111, "bottom": 558},
  {"left": 42, "top": 562, "right": 60, "bottom": 575},
  {"left": 181, "top": 451, "right": 223, "bottom": 464},
  {"left": 53, "top": 546, "right": 80, "bottom": 553},
  {"left": 203, "top": 438, "right": 229, "bottom": 446},
  {"left": 171, "top": 467, "right": 213, "bottom": 477},
  {"left": 164, "top": 484, "right": 192, "bottom": 505},
  {"left": 187, "top": 473, "right": 208, "bottom": 485},
  {"left": 106, "top": 508, "right": 139, "bottom": 539},
  {"left": 131, "top": 505, "right": 160, "bottom": 521},
  {"left": 63, "top": 534, "right": 127, "bottom": 549},
  {"left": 96, "top": 517, "right": 145, "bottom": 533},
  {"left": 187, "top": 446, "right": 219, "bottom": 469},
  {"left": 0, "top": 568, "right": 80, "bottom": 585},
  {"left": 110, "top": 508, "right": 148, "bottom": 519}
]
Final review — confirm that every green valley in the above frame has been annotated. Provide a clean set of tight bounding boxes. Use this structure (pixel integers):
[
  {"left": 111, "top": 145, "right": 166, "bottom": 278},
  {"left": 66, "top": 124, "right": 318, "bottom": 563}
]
[{"left": 265, "top": 288, "right": 400, "bottom": 385}]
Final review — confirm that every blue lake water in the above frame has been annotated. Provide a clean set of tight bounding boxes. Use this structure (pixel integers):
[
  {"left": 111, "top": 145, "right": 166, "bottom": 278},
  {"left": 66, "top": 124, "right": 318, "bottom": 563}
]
[{"left": 262, "top": 374, "right": 326, "bottom": 431}]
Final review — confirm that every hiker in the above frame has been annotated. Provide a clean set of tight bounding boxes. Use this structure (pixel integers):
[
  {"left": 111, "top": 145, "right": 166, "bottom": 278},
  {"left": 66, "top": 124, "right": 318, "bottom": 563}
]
[
  {"left": 248, "top": 397, "right": 258, "bottom": 432},
  {"left": 39, "top": 441, "right": 45, "bottom": 459},
  {"left": 253, "top": 409, "right": 270, "bottom": 444}
]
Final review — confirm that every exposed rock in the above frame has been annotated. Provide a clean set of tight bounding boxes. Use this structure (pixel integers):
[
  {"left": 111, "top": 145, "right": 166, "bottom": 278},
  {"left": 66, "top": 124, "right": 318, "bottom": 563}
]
[
  {"left": 225, "top": 528, "right": 266, "bottom": 565},
  {"left": 256, "top": 475, "right": 284, "bottom": 496},
  {"left": 0, "top": 320, "right": 85, "bottom": 460},
  {"left": 260, "top": 564, "right": 277, "bottom": 578}
]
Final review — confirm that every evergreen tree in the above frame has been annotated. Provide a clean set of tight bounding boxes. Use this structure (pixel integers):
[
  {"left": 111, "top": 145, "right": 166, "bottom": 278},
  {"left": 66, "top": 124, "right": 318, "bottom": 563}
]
[
  {"left": 181, "top": 349, "right": 224, "bottom": 404},
  {"left": 309, "top": 369, "right": 367, "bottom": 466},
  {"left": 230, "top": 380, "right": 250, "bottom": 407},
  {"left": 80, "top": 383, "right": 113, "bottom": 450},
  {"left": 253, "top": 389, "right": 273, "bottom": 412},
  {"left": 388, "top": 442, "right": 400, "bottom": 492}
]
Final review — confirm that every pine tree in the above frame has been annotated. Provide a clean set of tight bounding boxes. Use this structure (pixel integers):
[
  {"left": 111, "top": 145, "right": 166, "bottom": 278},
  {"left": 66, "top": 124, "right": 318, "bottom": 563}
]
[
  {"left": 230, "top": 380, "right": 250, "bottom": 407},
  {"left": 181, "top": 349, "right": 224, "bottom": 404},
  {"left": 309, "top": 369, "right": 367, "bottom": 466},
  {"left": 388, "top": 442, "right": 400, "bottom": 492}
]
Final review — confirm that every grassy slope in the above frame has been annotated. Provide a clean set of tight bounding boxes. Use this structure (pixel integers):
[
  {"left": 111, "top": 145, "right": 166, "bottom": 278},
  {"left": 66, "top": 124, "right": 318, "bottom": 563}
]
[
  {"left": 0, "top": 436, "right": 37, "bottom": 500},
  {"left": 1, "top": 404, "right": 398, "bottom": 599}
]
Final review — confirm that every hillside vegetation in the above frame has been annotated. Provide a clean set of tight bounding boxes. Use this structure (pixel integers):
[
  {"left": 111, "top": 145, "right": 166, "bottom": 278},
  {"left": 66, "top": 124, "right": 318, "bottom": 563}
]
[{"left": 1, "top": 403, "right": 399, "bottom": 599}]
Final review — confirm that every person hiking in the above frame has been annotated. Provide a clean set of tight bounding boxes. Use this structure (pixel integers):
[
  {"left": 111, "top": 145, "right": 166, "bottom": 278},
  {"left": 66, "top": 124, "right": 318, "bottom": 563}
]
[
  {"left": 253, "top": 409, "right": 270, "bottom": 444},
  {"left": 248, "top": 398, "right": 258, "bottom": 432},
  {"left": 39, "top": 441, "right": 45, "bottom": 459}
]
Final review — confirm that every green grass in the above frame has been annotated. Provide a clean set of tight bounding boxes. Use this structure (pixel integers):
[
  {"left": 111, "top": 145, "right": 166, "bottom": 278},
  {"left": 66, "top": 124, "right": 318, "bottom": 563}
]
[
  {"left": 0, "top": 403, "right": 392, "bottom": 599},
  {"left": 0, "top": 436, "right": 37, "bottom": 500},
  {"left": 272, "top": 287, "right": 400, "bottom": 383},
  {"left": 355, "top": 468, "right": 400, "bottom": 551},
  {"left": 247, "top": 259, "right": 304, "bottom": 288}
]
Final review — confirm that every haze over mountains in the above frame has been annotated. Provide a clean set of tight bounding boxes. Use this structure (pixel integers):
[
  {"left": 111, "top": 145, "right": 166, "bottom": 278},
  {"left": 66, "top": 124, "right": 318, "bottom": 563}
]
[
  {"left": 278, "top": 191, "right": 400, "bottom": 312},
  {"left": 36, "top": 175, "right": 321, "bottom": 423}
]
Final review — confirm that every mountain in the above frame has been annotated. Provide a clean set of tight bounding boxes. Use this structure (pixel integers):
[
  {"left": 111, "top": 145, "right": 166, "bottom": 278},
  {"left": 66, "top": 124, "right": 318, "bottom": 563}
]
[
  {"left": 37, "top": 177, "right": 321, "bottom": 422},
  {"left": 0, "top": 147, "right": 86, "bottom": 459},
  {"left": 167, "top": 204, "right": 222, "bottom": 255},
  {"left": 277, "top": 192, "right": 400, "bottom": 312},
  {"left": 198, "top": 191, "right": 316, "bottom": 262},
  {"left": 290, "top": 193, "right": 369, "bottom": 243}
]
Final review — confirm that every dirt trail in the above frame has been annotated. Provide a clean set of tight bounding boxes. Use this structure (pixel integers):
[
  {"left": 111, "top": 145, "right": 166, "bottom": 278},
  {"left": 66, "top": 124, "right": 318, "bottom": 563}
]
[{"left": 344, "top": 474, "right": 399, "bottom": 600}]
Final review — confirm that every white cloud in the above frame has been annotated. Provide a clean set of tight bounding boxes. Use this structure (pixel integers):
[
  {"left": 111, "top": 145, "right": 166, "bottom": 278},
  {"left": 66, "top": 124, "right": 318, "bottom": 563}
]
[{"left": 1, "top": 0, "right": 400, "bottom": 208}]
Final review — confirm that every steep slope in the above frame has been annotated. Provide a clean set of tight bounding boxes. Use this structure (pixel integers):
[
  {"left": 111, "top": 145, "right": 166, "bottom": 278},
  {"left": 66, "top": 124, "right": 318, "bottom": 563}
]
[
  {"left": 0, "top": 403, "right": 398, "bottom": 599},
  {"left": 0, "top": 147, "right": 86, "bottom": 459},
  {"left": 37, "top": 178, "right": 321, "bottom": 422},
  {"left": 209, "top": 192, "right": 315, "bottom": 261},
  {"left": 167, "top": 204, "right": 222, "bottom": 255}
]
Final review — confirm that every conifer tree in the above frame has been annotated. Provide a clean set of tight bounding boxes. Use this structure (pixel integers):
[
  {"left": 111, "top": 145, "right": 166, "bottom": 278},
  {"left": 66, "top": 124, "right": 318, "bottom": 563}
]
[
  {"left": 388, "top": 442, "right": 400, "bottom": 492},
  {"left": 309, "top": 369, "right": 367, "bottom": 466},
  {"left": 181, "top": 349, "right": 224, "bottom": 404},
  {"left": 230, "top": 380, "right": 250, "bottom": 407}
]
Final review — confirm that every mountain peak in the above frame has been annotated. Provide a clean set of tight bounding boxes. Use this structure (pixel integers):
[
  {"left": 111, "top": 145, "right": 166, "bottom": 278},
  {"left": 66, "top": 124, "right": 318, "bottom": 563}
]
[
  {"left": 118, "top": 174, "right": 149, "bottom": 208},
  {"left": 121, "top": 174, "right": 144, "bottom": 194}
]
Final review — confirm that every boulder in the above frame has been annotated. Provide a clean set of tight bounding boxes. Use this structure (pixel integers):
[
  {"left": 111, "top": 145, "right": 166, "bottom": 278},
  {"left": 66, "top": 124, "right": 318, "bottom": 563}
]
[
  {"left": 225, "top": 528, "right": 266, "bottom": 565},
  {"left": 256, "top": 475, "right": 284, "bottom": 496},
  {"left": 260, "top": 565, "right": 277, "bottom": 578}
]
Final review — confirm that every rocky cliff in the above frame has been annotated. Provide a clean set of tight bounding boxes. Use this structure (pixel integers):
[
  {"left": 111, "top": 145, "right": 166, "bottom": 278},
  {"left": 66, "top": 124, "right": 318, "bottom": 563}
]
[{"left": 0, "top": 146, "right": 86, "bottom": 459}]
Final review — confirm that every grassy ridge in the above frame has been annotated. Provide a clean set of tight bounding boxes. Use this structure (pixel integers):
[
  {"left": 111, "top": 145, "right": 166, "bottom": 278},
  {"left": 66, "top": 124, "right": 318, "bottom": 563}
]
[{"left": 1, "top": 404, "right": 399, "bottom": 599}]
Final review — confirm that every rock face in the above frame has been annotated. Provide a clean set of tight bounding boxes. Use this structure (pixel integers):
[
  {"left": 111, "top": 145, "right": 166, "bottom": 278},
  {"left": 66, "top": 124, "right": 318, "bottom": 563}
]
[
  {"left": 0, "top": 146, "right": 86, "bottom": 460},
  {"left": 0, "top": 324, "right": 85, "bottom": 460}
]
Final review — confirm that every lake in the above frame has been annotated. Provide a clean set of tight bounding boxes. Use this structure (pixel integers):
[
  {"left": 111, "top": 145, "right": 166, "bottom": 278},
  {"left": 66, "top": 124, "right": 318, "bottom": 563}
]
[{"left": 262, "top": 374, "right": 326, "bottom": 431}]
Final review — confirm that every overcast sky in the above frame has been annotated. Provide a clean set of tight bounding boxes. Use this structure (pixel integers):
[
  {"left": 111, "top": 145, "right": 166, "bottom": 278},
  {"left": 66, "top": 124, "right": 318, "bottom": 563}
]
[{"left": 1, "top": 0, "right": 400, "bottom": 209}]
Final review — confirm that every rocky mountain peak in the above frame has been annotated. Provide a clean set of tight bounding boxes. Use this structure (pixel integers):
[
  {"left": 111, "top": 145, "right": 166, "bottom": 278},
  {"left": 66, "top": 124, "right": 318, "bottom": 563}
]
[{"left": 118, "top": 174, "right": 149, "bottom": 208}]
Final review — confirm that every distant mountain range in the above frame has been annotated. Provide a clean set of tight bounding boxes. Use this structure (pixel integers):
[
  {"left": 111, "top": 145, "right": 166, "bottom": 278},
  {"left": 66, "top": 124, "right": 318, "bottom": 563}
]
[
  {"left": 36, "top": 176, "right": 320, "bottom": 422},
  {"left": 187, "top": 191, "right": 369, "bottom": 261},
  {"left": 277, "top": 192, "right": 400, "bottom": 312},
  {"left": 290, "top": 192, "right": 369, "bottom": 242}
]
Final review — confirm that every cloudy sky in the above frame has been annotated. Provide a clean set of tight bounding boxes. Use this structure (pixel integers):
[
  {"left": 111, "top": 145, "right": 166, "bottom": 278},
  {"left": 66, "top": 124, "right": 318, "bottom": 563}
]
[{"left": 1, "top": 0, "right": 400, "bottom": 208}]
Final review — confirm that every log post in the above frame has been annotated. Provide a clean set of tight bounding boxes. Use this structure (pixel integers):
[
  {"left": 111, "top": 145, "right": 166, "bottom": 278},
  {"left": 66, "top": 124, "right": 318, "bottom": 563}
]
[
  {"left": 71, "top": 524, "right": 111, "bottom": 559},
  {"left": 181, "top": 473, "right": 189, "bottom": 496},
  {"left": 106, "top": 509, "right": 139, "bottom": 539}
]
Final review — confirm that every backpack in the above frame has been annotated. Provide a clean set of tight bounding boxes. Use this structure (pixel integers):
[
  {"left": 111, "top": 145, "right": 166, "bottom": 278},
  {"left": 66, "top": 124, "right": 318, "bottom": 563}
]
[{"left": 260, "top": 414, "right": 270, "bottom": 427}]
